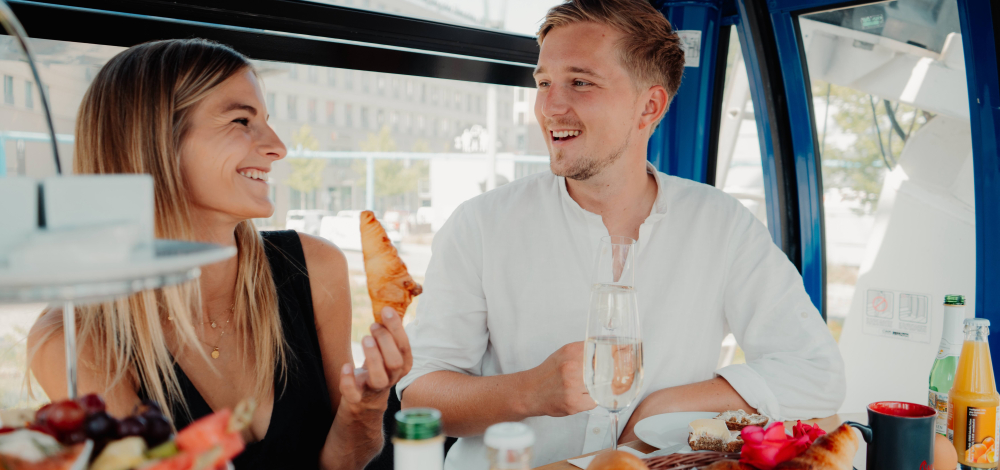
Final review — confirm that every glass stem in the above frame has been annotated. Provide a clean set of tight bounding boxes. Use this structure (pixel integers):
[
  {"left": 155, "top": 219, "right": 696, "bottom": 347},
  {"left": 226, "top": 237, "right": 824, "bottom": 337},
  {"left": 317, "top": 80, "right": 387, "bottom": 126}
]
[
  {"left": 609, "top": 411, "right": 619, "bottom": 451},
  {"left": 63, "top": 300, "right": 77, "bottom": 399}
]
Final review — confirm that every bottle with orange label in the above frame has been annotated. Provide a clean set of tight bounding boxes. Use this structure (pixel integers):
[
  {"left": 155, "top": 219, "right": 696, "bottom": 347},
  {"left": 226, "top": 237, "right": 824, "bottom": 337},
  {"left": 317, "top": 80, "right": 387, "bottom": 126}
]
[{"left": 948, "top": 318, "right": 1000, "bottom": 468}]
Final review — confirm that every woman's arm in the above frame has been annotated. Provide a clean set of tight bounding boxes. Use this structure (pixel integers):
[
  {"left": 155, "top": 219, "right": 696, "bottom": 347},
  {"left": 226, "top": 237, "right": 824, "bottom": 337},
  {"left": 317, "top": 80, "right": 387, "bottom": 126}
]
[
  {"left": 27, "top": 309, "right": 141, "bottom": 417},
  {"left": 299, "top": 234, "right": 412, "bottom": 470}
]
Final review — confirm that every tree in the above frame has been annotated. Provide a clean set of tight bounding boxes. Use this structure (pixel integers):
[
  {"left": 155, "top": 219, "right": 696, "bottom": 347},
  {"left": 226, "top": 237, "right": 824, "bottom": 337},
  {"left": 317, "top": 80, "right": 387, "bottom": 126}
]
[
  {"left": 353, "top": 126, "right": 426, "bottom": 202},
  {"left": 285, "top": 124, "right": 326, "bottom": 209},
  {"left": 813, "top": 80, "right": 931, "bottom": 215}
]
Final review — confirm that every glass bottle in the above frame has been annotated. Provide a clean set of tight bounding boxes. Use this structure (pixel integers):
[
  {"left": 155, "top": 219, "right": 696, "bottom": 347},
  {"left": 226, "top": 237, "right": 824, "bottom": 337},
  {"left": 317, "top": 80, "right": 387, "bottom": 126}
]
[
  {"left": 485, "top": 422, "right": 534, "bottom": 470},
  {"left": 930, "top": 295, "right": 965, "bottom": 437},
  {"left": 393, "top": 408, "right": 444, "bottom": 470},
  {"left": 948, "top": 319, "right": 1000, "bottom": 468}
]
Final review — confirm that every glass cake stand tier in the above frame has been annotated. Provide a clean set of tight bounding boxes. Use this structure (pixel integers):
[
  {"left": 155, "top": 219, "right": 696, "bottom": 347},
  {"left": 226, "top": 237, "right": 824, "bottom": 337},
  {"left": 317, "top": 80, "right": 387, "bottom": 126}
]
[{"left": 0, "top": 240, "right": 236, "bottom": 398}]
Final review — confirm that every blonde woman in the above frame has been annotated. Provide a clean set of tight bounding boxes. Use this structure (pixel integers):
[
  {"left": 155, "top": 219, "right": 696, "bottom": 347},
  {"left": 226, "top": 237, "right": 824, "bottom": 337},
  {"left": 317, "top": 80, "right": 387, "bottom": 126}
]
[{"left": 27, "top": 39, "right": 410, "bottom": 469}]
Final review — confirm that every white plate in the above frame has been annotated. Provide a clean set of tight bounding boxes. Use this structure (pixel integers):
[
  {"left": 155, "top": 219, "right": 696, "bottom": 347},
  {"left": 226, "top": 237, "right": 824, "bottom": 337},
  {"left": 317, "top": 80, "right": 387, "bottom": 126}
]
[{"left": 634, "top": 411, "right": 718, "bottom": 449}]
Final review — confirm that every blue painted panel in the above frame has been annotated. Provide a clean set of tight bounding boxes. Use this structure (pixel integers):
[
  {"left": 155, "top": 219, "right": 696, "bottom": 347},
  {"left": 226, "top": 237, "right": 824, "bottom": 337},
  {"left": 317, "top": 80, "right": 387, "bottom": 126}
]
[
  {"left": 732, "top": 5, "right": 786, "bottom": 251},
  {"left": 956, "top": 0, "right": 1000, "bottom": 367},
  {"left": 649, "top": 0, "right": 723, "bottom": 184},
  {"left": 769, "top": 11, "right": 825, "bottom": 313}
]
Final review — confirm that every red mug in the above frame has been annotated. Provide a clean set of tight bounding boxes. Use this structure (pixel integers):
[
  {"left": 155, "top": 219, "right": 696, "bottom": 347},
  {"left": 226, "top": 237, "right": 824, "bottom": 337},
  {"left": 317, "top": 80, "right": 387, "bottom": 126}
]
[{"left": 845, "top": 401, "right": 936, "bottom": 470}]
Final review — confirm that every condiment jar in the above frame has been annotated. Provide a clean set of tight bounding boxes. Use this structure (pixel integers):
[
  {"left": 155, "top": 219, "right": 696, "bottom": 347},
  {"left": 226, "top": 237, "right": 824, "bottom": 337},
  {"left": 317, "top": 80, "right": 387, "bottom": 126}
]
[{"left": 485, "top": 422, "right": 535, "bottom": 470}]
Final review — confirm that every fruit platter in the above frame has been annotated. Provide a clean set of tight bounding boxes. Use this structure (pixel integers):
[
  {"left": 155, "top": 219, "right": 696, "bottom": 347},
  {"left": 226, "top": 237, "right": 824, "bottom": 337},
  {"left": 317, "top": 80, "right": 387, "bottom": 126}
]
[{"left": 0, "top": 393, "right": 252, "bottom": 470}]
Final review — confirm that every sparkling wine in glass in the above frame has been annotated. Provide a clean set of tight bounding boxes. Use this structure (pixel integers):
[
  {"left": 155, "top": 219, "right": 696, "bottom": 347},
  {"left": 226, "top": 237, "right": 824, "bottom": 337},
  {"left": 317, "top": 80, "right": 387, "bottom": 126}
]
[{"left": 584, "top": 236, "right": 643, "bottom": 451}]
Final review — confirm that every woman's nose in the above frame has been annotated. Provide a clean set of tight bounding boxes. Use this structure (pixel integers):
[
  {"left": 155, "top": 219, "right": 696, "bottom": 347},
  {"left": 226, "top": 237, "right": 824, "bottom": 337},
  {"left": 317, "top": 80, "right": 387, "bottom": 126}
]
[{"left": 261, "top": 125, "right": 287, "bottom": 161}]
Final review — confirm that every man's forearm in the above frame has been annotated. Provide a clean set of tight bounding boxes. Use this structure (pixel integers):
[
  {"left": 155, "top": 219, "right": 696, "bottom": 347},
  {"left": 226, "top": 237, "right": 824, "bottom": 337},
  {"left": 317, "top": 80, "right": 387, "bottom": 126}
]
[
  {"left": 321, "top": 406, "right": 385, "bottom": 470},
  {"left": 619, "top": 377, "right": 755, "bottom": 443},
  {"left": 401, "top": 370, "right": 537, "bottom": 437}
]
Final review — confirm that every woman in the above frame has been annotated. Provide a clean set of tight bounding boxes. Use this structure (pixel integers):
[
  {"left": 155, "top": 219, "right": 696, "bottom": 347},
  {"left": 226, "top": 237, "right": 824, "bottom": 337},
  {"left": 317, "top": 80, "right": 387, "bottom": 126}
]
[{"left": 27, "top": 38, "right": 409, "bottom": 469}]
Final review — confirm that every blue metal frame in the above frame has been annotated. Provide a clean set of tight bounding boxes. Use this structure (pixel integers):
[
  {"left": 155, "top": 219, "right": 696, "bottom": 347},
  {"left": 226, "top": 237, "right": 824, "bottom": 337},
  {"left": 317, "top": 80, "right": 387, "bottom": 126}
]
[
  {"left": 955, "top": 0, "right": 1000, "bottom": 368},
  {"left": 649, "top": 0, "right": 724, "bottom": 184}
]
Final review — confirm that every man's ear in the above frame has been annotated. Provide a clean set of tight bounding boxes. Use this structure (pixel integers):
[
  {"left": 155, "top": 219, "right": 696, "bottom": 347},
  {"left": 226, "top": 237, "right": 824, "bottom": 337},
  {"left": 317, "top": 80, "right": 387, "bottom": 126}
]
[{"left": 638, "top": 85, "right": 669, "bottom": 131}]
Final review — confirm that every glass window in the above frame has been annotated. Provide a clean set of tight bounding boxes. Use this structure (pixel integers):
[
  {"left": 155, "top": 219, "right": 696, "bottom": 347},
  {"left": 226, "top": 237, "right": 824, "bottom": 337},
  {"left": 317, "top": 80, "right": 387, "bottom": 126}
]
[
  {"left": 3, "top": 75, "right": 12, "bottom": 105},
  {"left": 312, "top": 0, "right": 565, "bottom": 36},
  {"left": 798, "top": 0, "right": 973, "bottom": 411},
  {"left": 24, "top": 80, "right": 32, "bottom": 110},
  {"left": 0, "top": 34, "right": 546, "bottom": 404}
]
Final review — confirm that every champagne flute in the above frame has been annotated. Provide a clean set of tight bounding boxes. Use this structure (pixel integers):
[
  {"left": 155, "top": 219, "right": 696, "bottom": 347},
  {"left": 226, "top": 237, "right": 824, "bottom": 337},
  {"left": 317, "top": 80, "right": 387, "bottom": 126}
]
[{"left": 584, "top": 236, "right": 643, "bottom": 451}]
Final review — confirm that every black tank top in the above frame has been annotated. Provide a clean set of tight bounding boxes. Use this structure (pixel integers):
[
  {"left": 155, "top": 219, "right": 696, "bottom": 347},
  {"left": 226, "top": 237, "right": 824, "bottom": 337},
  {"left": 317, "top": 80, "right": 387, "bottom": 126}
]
[{"left": 142, "top": 230, "right": 335, "bottom": 469}]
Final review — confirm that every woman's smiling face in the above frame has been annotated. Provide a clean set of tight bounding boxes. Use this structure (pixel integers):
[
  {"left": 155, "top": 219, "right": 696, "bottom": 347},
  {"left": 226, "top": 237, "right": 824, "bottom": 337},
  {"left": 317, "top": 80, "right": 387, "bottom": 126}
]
[{"left": 179, "top": 68, "right": 286, "bottom": 224}]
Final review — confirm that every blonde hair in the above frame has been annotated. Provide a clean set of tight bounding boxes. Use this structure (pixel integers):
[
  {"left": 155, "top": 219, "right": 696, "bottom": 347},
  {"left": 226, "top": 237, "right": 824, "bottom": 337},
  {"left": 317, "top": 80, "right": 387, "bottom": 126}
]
[
  {"left": 538, "top": 0, "right": 685, "bottom": 103},
  {"left": 34, "top": 39, "right": 286, "bottom": 420}
]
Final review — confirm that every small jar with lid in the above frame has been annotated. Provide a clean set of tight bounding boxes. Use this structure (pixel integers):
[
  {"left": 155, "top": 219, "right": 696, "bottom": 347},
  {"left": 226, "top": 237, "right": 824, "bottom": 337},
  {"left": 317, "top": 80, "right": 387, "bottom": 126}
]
[
  {"left": 393, "top": 408, "right": 444, "bottom": 470},
  {"left": 485, "top": 422, "right": 535, "bottom": 470}
]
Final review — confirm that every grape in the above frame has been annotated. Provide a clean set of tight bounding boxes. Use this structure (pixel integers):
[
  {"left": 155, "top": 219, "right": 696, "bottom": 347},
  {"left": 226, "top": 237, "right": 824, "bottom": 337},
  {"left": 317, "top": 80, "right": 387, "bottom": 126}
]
[
  {"left": 46, "top": 401, "right": 86, "bottom": 433},
  {"left": 116, "top": 416, "right": 146, "bottom": 438},
  {"left": 28, "top": 422, "right": 57, "bottom": 437},
  {"left": 34, "top": 403, "right": 55, "bottom": 426},
  {"left": 62, "top": 429, "right": 87, "bottom": 445},
  {"left": 134, "top": 400, "right": 164, "bottom": 421},
  {"left": 143, "top": 415, "right": 173, "bottom": 447},
  {"left": 76, "top": 393, "right": 106, "bottom": 415},
  {"left": 84, "top": 411, "right": 117, "bottom": 440}
]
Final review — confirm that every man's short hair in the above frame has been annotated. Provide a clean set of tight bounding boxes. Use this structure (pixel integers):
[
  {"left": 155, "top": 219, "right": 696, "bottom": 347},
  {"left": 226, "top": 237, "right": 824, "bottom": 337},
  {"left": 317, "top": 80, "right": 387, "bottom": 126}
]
[{"left": 537, "top": 0, "right": 685, "bottom": 104}]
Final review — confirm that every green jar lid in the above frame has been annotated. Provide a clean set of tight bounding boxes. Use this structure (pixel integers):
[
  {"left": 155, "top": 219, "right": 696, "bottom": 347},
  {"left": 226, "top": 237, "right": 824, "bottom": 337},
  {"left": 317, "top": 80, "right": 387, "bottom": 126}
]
[
  {"left": 395, "top": 408, "right": 441, "bottom": 440},
  {"left": 944, "top": 295, "right": 965, "bottom": 305}
]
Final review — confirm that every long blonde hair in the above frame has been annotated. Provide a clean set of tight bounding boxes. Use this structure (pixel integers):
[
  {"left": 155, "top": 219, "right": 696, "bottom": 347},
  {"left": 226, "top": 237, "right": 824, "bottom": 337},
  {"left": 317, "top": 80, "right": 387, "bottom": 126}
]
[{"left": 36, "top": 39, "right": 286, "bottom": 419}]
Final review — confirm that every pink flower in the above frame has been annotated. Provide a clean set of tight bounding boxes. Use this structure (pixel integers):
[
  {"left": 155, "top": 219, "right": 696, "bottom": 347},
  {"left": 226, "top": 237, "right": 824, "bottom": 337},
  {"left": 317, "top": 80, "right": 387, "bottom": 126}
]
[{"left": 739, "top": 421, "right": 821, "bottom": 470}]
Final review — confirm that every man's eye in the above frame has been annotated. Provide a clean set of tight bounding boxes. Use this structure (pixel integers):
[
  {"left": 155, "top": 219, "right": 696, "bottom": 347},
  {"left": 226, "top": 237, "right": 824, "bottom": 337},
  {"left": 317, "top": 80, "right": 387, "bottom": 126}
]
[
  {"left": 574, "top": 80, "right": 591, "bottom": 87},
  {"left": 233, "top": 118, "right": 250, "bottom": 126}
]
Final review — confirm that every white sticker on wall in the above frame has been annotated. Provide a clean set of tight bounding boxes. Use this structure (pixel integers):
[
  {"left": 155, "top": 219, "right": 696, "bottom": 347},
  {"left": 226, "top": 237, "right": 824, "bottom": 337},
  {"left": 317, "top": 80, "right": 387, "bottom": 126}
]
[
  {"left": 862, "top": 289, "right": 931, "bottom": 343},
  {"left": 677, "top": 30, "right": 702, "bottom": 68}
]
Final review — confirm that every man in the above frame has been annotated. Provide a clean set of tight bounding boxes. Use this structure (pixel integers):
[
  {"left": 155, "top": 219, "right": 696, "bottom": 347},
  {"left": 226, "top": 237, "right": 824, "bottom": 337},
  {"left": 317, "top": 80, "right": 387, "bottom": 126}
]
[{"left": 397, "top": 0, "right": 846, "bottom": 467}]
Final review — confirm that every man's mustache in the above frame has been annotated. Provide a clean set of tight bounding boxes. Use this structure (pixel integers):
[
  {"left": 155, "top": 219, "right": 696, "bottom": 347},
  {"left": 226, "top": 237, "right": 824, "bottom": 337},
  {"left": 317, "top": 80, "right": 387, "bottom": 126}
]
[{"left": 544, "top": 119, "right": 585, "bottom": 130}]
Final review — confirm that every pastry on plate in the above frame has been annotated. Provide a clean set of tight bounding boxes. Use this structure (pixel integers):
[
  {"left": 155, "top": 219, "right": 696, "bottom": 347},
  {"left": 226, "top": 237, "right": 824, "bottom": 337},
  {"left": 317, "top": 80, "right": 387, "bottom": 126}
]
[
  {"left": 715, "top": 410, "right": 768, "bottom": 431},
  {"left": 688, "top": 418, "right": 743, "bottom": 453}
]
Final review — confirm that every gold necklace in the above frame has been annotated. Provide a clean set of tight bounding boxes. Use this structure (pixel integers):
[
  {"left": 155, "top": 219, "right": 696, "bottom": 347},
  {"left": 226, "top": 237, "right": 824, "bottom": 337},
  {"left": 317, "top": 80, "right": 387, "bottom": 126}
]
[{"left": 200, "top": 304, "right": 234, "bottom": 359}]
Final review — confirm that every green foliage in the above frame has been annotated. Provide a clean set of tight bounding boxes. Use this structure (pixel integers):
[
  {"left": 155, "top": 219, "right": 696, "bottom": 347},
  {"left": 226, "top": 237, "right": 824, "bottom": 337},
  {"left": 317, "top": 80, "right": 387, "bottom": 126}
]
[
  {"left": 353, "top": 126, "right": 427, "bottom": 198},
  {"left": 814, "top": 80, "right": 930, "bottom": 215}
]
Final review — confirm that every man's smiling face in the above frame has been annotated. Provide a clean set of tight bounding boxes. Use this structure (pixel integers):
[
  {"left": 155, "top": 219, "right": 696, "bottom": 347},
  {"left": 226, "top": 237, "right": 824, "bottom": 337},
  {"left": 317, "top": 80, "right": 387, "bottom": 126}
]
[{"left": 534, "top": 21, "right": 641, "bottom": 181}]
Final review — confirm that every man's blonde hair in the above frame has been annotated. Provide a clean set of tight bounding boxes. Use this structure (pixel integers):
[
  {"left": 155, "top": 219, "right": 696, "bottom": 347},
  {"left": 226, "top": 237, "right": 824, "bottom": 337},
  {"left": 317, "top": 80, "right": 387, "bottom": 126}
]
[{"left": 538, "top": 0, "right": 685, "bottom": 102}]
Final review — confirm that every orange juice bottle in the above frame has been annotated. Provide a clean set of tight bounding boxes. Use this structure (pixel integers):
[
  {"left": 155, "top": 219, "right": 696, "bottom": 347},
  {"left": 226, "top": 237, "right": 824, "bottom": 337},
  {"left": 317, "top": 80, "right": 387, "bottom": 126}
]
[{"left": 948, "top": 318, "right": 1000, "bottom": 468}]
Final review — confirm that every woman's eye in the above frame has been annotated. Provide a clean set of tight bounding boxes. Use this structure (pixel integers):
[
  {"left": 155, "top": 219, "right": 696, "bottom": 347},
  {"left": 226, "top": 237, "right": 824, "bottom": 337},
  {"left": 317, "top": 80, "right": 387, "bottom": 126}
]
[
  {"left": 233, "top": 118, "right": 250, "bottom": 126},
  {"left": 537, "top": 81, "right": 550, "bottom": 88}
]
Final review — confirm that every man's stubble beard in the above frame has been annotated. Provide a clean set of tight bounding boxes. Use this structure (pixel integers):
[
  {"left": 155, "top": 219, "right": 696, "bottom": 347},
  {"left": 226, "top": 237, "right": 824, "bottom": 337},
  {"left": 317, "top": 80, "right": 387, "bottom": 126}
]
[{"left": 551, "top": 132, "right": 632, "bottom": 181}]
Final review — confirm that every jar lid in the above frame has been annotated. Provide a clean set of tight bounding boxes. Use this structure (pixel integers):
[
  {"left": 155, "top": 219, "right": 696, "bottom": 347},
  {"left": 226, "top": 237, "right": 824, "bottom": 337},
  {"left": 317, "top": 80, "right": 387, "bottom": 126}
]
[
  {"left": 964, "top": 318, "right": 991, "bottom": 327},
  {"left": 395, "top": 408, "right": 441, "bottom": 440},
  {"left": 944, "top": 295, "right": 965, "bottom": 305},
  {"left": 484, "top": 422, "right": 535, "bottom": 449}
]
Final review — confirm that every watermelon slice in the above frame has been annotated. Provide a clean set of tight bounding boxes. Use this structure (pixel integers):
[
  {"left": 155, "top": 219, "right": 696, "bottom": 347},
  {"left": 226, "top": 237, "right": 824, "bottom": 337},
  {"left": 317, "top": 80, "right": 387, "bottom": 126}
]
[{"left": 174, "top": 411, "right": 231, "bottom": 455}]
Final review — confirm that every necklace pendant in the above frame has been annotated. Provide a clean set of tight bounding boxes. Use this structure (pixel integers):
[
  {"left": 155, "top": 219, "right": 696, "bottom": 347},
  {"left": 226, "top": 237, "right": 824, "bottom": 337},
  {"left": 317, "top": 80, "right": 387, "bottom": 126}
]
[
  {"left": 210, "top": 321, "right": 217, "bottom": 329},
  {"left": 211, "top": 347, "right": 220, "bottom": 359}
]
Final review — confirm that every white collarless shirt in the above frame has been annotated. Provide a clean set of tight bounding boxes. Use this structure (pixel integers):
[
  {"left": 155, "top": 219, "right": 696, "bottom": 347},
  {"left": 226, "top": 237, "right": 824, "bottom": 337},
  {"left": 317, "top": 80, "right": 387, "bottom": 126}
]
[{"left": 397, "top": 165, "right": 845, "bottom": 469}]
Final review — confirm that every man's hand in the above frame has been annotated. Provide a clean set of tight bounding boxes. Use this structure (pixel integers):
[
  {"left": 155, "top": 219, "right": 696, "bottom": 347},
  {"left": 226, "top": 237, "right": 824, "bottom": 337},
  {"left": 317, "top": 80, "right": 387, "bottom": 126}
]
[{"left": 525, "top": 342, "right": 597, "bottom": 417}]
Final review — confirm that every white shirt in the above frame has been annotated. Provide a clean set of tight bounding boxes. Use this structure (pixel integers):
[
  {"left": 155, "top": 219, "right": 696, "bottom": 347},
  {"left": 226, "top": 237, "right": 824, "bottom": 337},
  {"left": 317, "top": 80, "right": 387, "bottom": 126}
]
[{"left": 397, "top": 165, "right": 846, "bottom": 469}]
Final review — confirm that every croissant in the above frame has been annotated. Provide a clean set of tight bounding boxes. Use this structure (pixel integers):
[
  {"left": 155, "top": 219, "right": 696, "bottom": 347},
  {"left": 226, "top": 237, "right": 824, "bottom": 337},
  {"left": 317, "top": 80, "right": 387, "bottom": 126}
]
[
  {"left": 360, "top": 210, "right": 422, "bottom": 323},
  {"left": 773, "top": 424, "right": 859, "bottom": 470}
]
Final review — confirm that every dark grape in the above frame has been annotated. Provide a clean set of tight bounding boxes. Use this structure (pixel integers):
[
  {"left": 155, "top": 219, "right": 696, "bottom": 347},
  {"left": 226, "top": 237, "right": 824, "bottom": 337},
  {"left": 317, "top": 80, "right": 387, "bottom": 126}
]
[
  {"left": 34, "top": 403, "right": 55, "bottom": 426},
  {"left": 134, "top": 400, "right": 164, "bottom": 421},
  {"left": 116, "top": 416, "right": 146, "bottom": 438},
  {"left": 46, "top": 401, "right": 86, "bottom": 433},
  {"left": 62, "top": 429, "right": 87, "bottom": 445},
  {"left": 83, "top": 411, "right": 117, "bottom": 440},
  {"left": 142, "top": 415, "right": 173, "bottom": 447},
  {"left": 76, "top": 393, "right": 106, "bottom": 415}
]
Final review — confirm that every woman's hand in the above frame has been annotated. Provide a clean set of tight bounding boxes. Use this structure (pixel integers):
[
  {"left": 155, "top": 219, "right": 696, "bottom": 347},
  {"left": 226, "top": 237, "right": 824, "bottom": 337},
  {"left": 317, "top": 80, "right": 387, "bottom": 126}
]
[{"left": 339, "top": 306, "right": 413, "bottom": 415}]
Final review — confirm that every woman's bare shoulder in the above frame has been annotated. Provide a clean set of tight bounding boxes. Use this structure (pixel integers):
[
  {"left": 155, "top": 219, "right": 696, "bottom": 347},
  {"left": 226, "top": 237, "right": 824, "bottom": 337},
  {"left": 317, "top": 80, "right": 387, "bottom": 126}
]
[
  {"left": 27, "top": 309, "right": 69, "bottom": 398},
  {"left": 296, "top": 232, "right": 349, "bottom": 281}
]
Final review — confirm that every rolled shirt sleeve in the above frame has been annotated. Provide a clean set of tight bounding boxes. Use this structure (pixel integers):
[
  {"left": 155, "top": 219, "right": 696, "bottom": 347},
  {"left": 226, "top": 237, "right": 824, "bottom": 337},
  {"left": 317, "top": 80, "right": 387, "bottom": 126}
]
[
  {"left": 715, "top": 206, "right": 846, "bottom": 421},
  {"left": 397, "top": 203, "right": 489, "bottom": 398}
]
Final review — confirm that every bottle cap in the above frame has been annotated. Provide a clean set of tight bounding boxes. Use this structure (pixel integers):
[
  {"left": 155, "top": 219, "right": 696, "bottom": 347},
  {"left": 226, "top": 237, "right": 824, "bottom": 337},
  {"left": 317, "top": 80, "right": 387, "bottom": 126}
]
[
  {"left": 964, "top": 318, "right": 990, "bottom": 327},
  {"left": 484, "top": 422, "right": 535, "bottom": 449},
  {"left": 395, "top": 408, "right": 441, "bottom": 440},
  {"left": 944, "top": 295, "right": 965, "bottom": 305}
]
